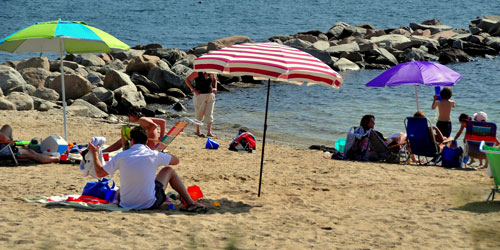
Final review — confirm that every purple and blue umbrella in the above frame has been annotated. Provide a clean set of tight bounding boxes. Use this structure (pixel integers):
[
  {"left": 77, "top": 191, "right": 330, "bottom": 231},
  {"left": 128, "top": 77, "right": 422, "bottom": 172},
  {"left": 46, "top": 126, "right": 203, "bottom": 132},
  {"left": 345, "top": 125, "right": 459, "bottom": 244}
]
[{"left": 366, "top": 61, "right": 462, "bottom": 110}]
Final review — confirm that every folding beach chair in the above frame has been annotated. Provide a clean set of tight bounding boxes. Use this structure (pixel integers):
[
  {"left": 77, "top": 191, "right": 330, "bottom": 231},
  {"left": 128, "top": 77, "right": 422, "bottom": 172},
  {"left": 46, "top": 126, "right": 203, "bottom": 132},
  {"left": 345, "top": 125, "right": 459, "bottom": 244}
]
[
  {"left": 404, "top": 117, "right": 440, "bottom": 165},
  {"left": 152, "top": 121, "right": 189, "bottom": 151},
  {"left": 0, "top": 142, "right": 19, "bottom": 166},
  {"left": 464, "top": 121, "right": 497, "bottom": 167},
  {"left": 367, "top": 130, "right": 405, "bottom": 163},
  {"left": 479, "top": 141, "right": 500, "bottom": 202}
]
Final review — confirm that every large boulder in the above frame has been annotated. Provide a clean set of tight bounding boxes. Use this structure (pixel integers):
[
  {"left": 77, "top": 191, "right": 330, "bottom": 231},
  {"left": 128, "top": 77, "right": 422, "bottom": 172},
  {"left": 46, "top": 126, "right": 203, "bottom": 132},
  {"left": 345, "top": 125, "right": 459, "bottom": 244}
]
[
  {"left": 49, "top": 60, "right": 80, "bottom": 72},
  {"left": 6, "top": 92, "right": 34, "bottom": 110},
  {"left": 0, "top": 97, "right": 16, "bottom": 110},
  {"left": 33, "top": 87, "right": 60, "bottom": 101},
  {"left": 17, "top": 56, "right": 50, "bottom": 71},
  {"left": 326, "top": 42, "right": 360, "bottom": 55},
  {"left": 283, "top": 38, "right": 313, "bottom": 50},
  {"left": 110, "top": 49, "right": 145, "bottom": 61},
  {"left": 49, "top": 74, "right": 92, "bottom": 100},
  {"left": 75, "top": 54, "right": 106, "bottom": 67},
  {"left": 0, "top": 65, "right": 27, "bottom": 92},
  {"left": 81, "top": 87, "right": 114, "bottom": 105},
  {"left": 120, "top": 91, "right": 146, "bottom": 111},
  {"left": 484, "top": 37, "right": 500, "bottom": 51},
  {"left": 70, "top": 99, "right": 108, "bottom": 118},
  {"left": 103, "top": 69, "right": 135, "bottom": 90},
  {"left": 327, "top": 22, "right": 350, "bottom": 39},
  {"left": 438, "top": 48, "right": 473, "bottom": 64},
  {"left": 131, "top": 73, "right": 161, "bottom": 92},
  {"left": 370, "top": 34, "right": 411, "bottom": 48},
  {"left": 21, "top": 67, "right": 55, "bottom": 88},
  {"left": 206, "top": 35, "right": 253, "bottom": 51},
  {"left": 312, "top": 40, "right": 331, "bottom": 51},
  {"left": 101, "top": 60, "right": 126, "bottom": 74},
  {"left": 333, "top": 58, "right": 360, "bottom": 71},
  {"left": 32, "top": 96, "right": 59, "bottom": 111},
  {"left": 144, "top": 48, "right": 187, "bottom": 66},
  {"left": 369, "top": 48, "right": 398, "bottom": 66},
  {"left": 409, "top": 23, "right": 454, "bottom": 34},
  {"left": 126, "top": 55, "right": 161, "bottom": 74},
  {"left": 5, "top": 83, "right": 36, "bottom": 96}
]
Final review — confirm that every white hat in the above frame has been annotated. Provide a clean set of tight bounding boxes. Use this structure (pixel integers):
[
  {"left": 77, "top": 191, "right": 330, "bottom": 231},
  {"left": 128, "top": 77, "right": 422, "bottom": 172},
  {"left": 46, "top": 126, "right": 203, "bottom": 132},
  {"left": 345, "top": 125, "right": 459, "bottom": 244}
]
[{"left": 473, "top": 111, "right": 488, "bottom": 122}]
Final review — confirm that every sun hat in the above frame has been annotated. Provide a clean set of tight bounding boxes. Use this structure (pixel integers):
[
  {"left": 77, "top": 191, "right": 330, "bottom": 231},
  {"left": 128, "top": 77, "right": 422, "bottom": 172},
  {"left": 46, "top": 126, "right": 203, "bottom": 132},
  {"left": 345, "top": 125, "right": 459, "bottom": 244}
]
[{"left": 473, "top": 111, "right": 488, "bottom": 122}]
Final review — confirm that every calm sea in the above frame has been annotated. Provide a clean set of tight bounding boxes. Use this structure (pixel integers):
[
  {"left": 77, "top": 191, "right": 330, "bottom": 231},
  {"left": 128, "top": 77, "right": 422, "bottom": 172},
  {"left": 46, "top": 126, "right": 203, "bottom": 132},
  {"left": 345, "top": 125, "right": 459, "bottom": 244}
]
[{"left": 1, "top": 0, "right": 500, "bottom": 147}]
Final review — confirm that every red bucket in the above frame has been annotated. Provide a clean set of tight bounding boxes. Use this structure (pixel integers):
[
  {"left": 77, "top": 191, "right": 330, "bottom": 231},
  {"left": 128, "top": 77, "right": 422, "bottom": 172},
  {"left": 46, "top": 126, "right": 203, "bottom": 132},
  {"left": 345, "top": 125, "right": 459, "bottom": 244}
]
[{"left": 187, "top": 185, "right": 203, "bottom": 202}]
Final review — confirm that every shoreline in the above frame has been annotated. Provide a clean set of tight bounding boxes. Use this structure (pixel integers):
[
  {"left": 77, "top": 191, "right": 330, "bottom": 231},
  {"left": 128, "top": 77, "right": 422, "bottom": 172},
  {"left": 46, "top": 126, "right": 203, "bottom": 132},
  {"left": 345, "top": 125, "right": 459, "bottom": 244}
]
[{"left": 0, "top": 110, "right": 498, "bottom": 249}]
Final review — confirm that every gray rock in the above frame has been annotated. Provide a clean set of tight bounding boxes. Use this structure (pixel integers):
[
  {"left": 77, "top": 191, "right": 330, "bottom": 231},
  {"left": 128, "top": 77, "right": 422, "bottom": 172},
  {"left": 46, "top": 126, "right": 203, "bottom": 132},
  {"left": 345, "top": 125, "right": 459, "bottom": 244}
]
[
  {"left": 131, "top": 73, "right": 160, "bottom": 92},
  {"left": 120, "top": 91, "right": 146, "bottom": 110},
  {"left": 145, "top": 48, "right": 188, "bottom": 66},
  {"left": 49, "top": 74, "right": 92, "bottom": 100},
  {"left": 172, "top": 54, "right": 196, "bottom": 68},
  {"left": 333, "top": 58, "right": 360, "bottom": 71},
  {"left": 484, "top": 37, "right": 500, "bottom": 50},
  {"left": 75, "top": 54, "right": 106, "bottom": 67},
  {"left": 87, "top": 71, "right": 105, "bottom": 85},
  {"left": 71, "top": 99, "right": 108, "bottom": 118},
  {"left": 370, "top": 48, "right": 398, "bottom": 66},
  {"left": 409, "top": 23, "right": 454, "bottom": 34},
  {"left": 110, "top": 49, "right": 145, "bottom": 61},
  {"left": 327, "top": 22, "right": 350, "bottom": 39},
  {"left": 103, "top": 69, "right": 135, "bottom": 90},
  {"left": 126, "top": 55, "right": 160, "bottom": 74},
  {"left": 5, "top": 84, "right": 36, "bottom": 96},
  {"left": 0, "top": 65, "right": 27, "bottom": 92},
  {"left": 206, "top": 36, "right": 252, "bottom": 51},
  {"left": 370, "top": 34, "right": 411, "bottom": 48},
  {"left": 95, "top": 101, "right": 108, "bottom": 112},
  {"left": 32, "top": 96, "right": 59, "bottom": 111},
  {"left": 6, "top": 92, "right": 34, "bottom": 110},
  {"left": 326, "top": 42, "right": 360, "bottom": 54},
  {"left": 0, "top": 97, "right": 16, "bottom": 110},
  {"left": 33, "top": 87, "right": 60, "bottom": 101},
  {"left": 166, "top": 88, "right": 187, "bottom": 98},
  {"left": 438, "top": 48, "right": 473, "bottom": 64},
  {"left": 284, "top": 38, "right": 313, "bottom": 50},
  {"left": 49, "top": 60, "right": 80, "bottom": 71},
  {"left": 302, "top": 49, "right": 334, "bottom": 66},
  {"left": 312, "top": 40, "right": 331, "bottom": 51}
]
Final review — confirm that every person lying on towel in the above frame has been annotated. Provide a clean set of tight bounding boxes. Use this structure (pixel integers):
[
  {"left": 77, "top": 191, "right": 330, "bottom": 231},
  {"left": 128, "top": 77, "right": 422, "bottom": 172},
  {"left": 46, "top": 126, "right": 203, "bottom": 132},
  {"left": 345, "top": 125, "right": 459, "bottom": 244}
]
[
  {"left": 0, "top": 124, "right": 59, "bottom": 164},
  {"left": 87, "top": 126, "right": 207, "bottom": 212}
]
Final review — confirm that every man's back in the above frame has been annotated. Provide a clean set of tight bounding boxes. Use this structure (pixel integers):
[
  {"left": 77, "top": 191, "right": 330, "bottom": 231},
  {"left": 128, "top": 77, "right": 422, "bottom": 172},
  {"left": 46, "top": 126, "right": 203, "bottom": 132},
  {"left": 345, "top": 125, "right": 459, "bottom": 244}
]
[{"left": 103, "top": 144, "right": 172, "bottom": 209}]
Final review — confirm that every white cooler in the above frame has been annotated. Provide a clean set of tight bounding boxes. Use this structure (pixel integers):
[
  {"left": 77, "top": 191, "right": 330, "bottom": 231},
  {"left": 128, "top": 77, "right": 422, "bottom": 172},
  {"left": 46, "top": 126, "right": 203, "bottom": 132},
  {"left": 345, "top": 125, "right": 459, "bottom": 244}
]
[{"left": 41, "top": 135, "right": 68, "bottom": 155}]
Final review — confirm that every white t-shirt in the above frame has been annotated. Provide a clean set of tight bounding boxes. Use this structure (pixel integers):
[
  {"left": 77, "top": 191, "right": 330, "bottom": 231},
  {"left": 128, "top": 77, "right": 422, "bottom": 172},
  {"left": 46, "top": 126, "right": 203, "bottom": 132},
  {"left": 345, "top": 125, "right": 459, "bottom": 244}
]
[{"left": 103, "top": 144, "right": 172, "bottom": 209}]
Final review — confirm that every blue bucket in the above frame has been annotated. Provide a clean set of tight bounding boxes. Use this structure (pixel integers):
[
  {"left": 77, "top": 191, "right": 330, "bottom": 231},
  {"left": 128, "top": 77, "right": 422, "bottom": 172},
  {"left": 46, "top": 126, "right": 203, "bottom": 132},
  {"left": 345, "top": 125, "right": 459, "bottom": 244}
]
[
  {"left": 205, "top": 138, "right": 219, "bottom": 149},
  {"left": 335, "top": 138, "right": 346, "bottom": 152}
]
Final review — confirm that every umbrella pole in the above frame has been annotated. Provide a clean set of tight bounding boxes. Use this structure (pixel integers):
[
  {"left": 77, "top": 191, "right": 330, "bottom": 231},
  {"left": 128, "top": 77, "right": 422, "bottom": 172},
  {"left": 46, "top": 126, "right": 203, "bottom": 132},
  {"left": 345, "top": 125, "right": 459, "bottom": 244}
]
[
  {"left": 414, "top": 84, "right": 419, "bottom": 110},
  {"left": 258, "top": 79, "right": 271, "bottom": 197},
  {"left": 59, "top": 43, "right": 68, "bottom": 141}
]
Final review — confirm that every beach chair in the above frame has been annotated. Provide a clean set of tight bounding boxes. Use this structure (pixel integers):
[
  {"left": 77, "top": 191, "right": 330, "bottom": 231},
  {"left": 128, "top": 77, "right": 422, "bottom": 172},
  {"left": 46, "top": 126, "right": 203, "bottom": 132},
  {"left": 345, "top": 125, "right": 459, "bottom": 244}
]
[
  {"left": 464, "top": 121, "right": 497, "bottom": 167},
  {"left": 366, "top": 130, "right": 403, "bottom": 163},
  {"left": 152, "top": 121, "right": 189, "bottom": 151},
  {"left": 404, "top": 117, "right": 440, "bottom": 165},
  {"left": 479, "top": 141, "right": 500, "bottom": 202},
  {"left": 0, "top": 142, "right": 19, "bottom": 166}
]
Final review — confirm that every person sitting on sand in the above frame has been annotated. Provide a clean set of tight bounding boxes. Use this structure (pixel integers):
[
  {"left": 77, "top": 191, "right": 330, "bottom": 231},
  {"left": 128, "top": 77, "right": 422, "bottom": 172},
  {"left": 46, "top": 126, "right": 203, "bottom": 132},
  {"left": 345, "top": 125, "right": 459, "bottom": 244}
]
[
  {"left": 0, "top": 125, "right": 59, "bottom": 164},
  {"left": 103, "top": 108, "right": 166, "bottom": 152},
  {"left": 453, "top": 113, "right": 471, "bottom": 142},
  {"left": 88, "top": 126, "right": 207, "bottom": 212}
]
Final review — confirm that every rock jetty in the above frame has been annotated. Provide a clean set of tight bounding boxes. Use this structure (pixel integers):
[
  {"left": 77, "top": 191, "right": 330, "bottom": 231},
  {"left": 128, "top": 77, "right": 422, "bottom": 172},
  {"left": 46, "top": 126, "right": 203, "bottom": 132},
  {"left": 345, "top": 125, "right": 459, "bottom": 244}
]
[{"left": 0, "top": 16, "right": 499, "bottom": 119}]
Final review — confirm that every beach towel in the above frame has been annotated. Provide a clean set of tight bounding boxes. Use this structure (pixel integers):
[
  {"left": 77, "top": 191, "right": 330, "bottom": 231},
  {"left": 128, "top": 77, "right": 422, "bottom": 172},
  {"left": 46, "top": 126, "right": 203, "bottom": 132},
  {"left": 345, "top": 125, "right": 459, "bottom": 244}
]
[
  {"left": 18, "top": 195, "right": 132, "bottom": 211},
  {"left": 80, "top": 137, "right": 106, "bottom": 178}
]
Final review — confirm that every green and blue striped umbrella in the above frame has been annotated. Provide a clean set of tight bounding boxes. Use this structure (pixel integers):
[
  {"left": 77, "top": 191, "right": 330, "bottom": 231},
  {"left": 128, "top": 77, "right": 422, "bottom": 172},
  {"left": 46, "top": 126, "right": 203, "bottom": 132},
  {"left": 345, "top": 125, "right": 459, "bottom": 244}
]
[{"left": 0, "top": 20, "right": 130, "bottom": 141}]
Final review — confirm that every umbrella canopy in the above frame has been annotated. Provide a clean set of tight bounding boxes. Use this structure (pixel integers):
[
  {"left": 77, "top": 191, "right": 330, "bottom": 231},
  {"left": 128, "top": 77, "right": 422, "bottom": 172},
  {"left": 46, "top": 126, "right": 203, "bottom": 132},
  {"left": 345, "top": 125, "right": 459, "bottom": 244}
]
[
  {"left": 365, "top": 61, "right": 461, "bottom": 110},
  {"left": 194, "top": 42, "right": 344, "bottom": 196},
  {"left": 0, "top": 20, "right": 130, "bottom": 141}
]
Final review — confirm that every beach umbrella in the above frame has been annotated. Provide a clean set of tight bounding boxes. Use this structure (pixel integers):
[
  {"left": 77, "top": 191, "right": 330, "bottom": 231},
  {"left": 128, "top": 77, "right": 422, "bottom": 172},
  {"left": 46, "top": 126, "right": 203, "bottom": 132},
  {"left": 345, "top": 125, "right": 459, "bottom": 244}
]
[
  {"left": 365, "top": 60, "right": 461, "bottom": 110},
  {"left": 0, "top": 20, "right": 130, "bottom": 141},
  {"left": 194, "top": 42, "right": 344, "bottom": 196}
]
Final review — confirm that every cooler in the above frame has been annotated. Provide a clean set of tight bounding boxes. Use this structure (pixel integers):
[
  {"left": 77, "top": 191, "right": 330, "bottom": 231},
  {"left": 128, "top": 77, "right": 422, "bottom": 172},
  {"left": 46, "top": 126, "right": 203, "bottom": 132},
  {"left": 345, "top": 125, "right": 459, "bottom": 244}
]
[{"left": 41, "top": 135, "right": 68, "bottom": 155}]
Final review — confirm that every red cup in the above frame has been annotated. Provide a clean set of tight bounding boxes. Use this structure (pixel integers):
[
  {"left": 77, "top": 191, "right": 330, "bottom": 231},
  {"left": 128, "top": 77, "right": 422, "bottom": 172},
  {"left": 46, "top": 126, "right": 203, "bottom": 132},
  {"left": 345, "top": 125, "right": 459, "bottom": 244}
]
[
  {"left": 103, "top": 152, "right": 109, "bottom": 161},
  {"left": 60, "top": 154, "right": 68, "bottom": 161}
]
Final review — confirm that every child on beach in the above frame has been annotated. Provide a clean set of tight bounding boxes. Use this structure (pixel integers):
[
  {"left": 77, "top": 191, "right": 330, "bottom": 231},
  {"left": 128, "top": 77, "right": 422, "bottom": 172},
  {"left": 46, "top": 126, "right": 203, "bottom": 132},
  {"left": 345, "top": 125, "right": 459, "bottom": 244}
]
[
  {"left": 453, "top": 113, "right": 471, "bottom": 142},
  {"left": 432, "top": 87, "right": 455, "bottom": 138}
]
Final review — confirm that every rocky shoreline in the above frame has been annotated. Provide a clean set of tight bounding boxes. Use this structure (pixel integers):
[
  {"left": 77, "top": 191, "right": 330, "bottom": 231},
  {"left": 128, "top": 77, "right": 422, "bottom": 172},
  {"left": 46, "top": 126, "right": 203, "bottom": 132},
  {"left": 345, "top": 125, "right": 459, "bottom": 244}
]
[{"left": 0, "top": 16, "right": 499, "bottom": 121}]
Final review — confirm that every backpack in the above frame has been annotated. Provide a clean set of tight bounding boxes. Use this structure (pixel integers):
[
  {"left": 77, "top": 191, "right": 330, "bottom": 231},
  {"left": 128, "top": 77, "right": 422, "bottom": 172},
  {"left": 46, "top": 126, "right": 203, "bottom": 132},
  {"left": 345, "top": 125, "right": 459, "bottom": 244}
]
[{"left": 229, "top": 129, "right": 256, "bottom": 153}]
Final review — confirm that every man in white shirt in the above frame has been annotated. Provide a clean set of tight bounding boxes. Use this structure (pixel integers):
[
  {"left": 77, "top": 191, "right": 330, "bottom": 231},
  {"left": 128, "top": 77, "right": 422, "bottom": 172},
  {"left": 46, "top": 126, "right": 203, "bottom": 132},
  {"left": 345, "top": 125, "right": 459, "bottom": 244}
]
[{"left": 88, "top": 126, "right": 207, "bottom": 212}]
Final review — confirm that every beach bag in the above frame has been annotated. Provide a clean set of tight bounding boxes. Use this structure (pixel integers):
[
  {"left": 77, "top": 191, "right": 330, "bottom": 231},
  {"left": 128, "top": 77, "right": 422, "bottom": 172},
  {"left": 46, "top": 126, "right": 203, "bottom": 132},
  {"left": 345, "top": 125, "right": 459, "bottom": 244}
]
[
  {"left": 81, "top": 178, "right": 116, "bottom": 201},
  {"left": 229, "top": 129, "right": 256, "bottom": 153},
  {"left": 441, "top": 145, "right": 463, "bottom": 168}
]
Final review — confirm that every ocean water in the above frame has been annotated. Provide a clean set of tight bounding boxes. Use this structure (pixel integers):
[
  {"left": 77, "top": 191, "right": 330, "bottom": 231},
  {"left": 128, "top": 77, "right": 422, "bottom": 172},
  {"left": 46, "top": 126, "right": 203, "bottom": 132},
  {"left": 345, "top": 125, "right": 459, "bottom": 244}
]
[{"left": 1, "top": 0, "right": 500, "bottom": 148}]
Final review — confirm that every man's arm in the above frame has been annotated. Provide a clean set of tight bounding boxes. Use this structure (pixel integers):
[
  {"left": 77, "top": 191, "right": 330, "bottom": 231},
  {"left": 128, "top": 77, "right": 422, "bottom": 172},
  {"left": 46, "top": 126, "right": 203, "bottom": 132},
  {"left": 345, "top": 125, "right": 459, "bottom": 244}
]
[
  {"left": 88, "top": 142, "right": 109, "bottom": 178},
  {"left": 211, "top": 74, "right": 218, "bottom": 93},
  {"left": 151, "top": 118, "right": 166, "bottom": 139}
]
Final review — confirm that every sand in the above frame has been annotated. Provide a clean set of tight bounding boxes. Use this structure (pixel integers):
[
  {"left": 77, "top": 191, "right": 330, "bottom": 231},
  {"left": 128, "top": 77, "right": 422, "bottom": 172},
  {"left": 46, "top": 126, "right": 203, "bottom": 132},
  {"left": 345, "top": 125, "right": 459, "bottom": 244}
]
[{"left": 0, "top": 110, "right": 499, "bottom": 249}]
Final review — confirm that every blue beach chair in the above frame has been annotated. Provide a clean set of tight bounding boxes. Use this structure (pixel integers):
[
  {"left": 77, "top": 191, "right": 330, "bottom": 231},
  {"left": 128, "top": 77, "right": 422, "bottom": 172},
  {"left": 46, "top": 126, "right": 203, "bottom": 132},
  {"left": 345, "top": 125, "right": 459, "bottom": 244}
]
[
  {"left": 479, "top": 141, "right": 500, "bottom": 202},
  {"left": 404, "top": 117, "right": 440, "bottom": 165}
]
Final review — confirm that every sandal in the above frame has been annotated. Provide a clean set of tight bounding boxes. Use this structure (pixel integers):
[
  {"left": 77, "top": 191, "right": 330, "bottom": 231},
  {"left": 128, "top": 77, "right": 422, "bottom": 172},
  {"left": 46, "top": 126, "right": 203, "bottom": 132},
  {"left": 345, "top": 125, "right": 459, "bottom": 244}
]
[
  {"left": 197, "top": 133, "right": 206, "bottom": 138},
  {"left": 181, "top": 204, "right": 208, "bottom": 213}
]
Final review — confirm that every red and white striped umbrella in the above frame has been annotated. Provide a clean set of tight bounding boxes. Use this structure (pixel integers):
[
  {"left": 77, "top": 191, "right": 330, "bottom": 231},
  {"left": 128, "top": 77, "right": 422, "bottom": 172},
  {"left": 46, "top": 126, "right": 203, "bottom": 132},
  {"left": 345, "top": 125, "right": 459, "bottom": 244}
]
[
  {"left": 194, "top": 42, "right": 343, "bottom": 88},
  {"left": 193, "top": 42, "right": 344, "bottom": 197}
]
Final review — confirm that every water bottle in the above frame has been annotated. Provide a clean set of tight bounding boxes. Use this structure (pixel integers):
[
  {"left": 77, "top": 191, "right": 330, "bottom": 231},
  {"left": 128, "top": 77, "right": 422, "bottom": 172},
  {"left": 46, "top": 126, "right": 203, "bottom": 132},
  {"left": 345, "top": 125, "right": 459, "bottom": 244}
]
[{"left": 435, "top": 86, "right": 442, "bottom": 100}]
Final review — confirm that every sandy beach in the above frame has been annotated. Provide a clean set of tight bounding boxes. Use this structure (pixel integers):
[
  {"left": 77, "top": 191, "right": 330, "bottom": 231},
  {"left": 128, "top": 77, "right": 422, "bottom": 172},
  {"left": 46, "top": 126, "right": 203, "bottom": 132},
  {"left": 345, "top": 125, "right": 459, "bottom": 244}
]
[{"left": 0, "top": 110, "right": 499, "bottom": 249}]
